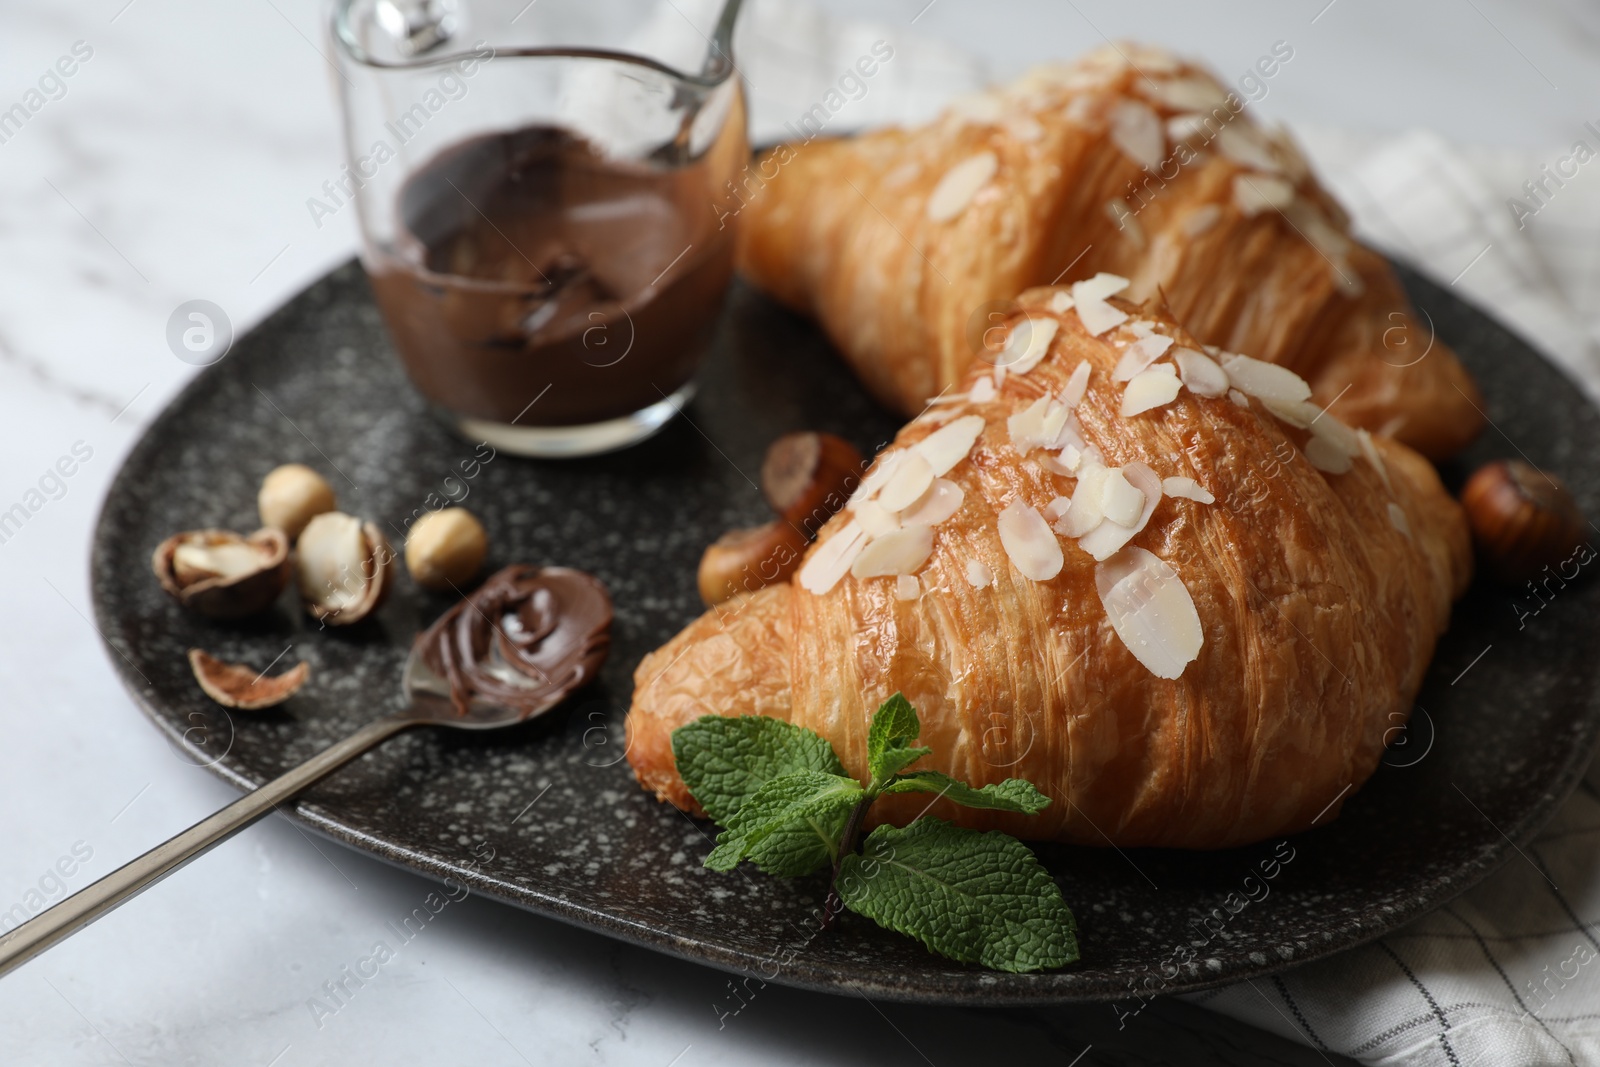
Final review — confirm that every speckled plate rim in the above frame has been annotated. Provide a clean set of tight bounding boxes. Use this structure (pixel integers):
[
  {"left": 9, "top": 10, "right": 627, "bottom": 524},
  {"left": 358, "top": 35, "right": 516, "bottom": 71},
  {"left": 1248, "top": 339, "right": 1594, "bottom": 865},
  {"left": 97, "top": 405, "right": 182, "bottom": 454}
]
[{"left": 88, "top": 260, "right": 1600, "bottom": 1007}]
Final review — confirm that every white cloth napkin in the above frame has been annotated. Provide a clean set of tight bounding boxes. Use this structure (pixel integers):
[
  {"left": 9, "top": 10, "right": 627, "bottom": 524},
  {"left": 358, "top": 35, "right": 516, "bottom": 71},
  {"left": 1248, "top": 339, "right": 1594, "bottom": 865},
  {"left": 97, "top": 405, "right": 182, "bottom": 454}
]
[{"left": 650, "top": 4, "right": 1600, "bottom": 1063}]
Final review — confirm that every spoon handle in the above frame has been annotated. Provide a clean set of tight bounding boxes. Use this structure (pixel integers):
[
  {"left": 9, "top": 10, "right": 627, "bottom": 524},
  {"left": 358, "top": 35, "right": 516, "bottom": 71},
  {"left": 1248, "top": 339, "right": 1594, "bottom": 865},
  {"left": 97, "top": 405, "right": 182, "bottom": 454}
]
[{"left": 0, "top": 713, "right": 414, "bottom": 979}]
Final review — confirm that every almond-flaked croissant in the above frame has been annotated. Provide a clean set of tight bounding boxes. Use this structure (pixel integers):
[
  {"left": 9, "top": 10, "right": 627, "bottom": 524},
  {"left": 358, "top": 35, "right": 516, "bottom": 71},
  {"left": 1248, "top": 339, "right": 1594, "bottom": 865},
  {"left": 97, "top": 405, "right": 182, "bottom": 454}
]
[
  {"left": 626, "top": 283, "right": 1472, "bottom": 849},
  {"left": 734, "top": 43, "right": 1482, "bottom": 460}
]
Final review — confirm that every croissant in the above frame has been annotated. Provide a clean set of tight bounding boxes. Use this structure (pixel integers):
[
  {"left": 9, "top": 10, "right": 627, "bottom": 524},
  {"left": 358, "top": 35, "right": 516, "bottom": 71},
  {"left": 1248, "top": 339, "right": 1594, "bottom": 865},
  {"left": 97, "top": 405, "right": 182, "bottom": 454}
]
[
  {"left": 626, "top": 280, "right": 1472, "bottom": 848},
  {"left": 734, "top": 43, "right": 1482, "bottom": 460}
]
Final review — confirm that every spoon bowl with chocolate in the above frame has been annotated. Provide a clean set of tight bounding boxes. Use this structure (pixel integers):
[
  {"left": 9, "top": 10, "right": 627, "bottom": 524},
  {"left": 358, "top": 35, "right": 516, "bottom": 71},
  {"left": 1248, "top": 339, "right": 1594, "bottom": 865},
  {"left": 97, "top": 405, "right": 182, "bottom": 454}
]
[{"left": 0, "top": 565, "right": 610, "bottom": 978}]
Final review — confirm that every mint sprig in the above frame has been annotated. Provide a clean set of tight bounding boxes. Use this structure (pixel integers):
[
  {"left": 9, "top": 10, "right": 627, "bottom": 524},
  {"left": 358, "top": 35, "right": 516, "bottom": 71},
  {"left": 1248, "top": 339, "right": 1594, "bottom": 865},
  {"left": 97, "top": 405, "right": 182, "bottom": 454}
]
[{"left": 670, "top": 695, "right": 1078, "bottom": 973}]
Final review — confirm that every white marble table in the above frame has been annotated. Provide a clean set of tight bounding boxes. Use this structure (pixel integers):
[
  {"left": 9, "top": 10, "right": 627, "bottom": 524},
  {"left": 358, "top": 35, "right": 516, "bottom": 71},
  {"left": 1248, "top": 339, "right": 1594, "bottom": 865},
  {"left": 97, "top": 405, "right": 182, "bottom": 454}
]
[{"left": 1, "top": 1, "right": 1593, "bottom": 1063}]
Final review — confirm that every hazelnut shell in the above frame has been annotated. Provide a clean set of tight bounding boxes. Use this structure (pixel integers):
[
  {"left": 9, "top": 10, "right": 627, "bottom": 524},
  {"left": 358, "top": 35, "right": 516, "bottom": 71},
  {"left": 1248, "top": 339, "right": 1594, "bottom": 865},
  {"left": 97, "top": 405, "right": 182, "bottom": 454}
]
[
  {"left": 1460, "top": 459, "right": 1587, "bottom": 584},
  {"left": 760, "top": 432, "right": 865, "bottom": 537},
  {"left": 698, "top": 520, "right": 810, "bottom": 606},
  {"left": 188, "top": 648, "right": 309, "bottom": 710},
  {"left": 151, "top": 528, "right": 292, "bottom": 620},
  {"left": 303, "top": 521, "right": 395, "bottom": 626}
]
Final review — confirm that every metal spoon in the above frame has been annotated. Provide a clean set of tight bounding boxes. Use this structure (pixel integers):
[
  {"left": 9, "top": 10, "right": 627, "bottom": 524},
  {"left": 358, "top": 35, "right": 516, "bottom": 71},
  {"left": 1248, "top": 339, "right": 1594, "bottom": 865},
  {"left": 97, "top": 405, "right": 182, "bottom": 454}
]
[{"left": 0, "top": 648, "right": 551, "bottom": 978}]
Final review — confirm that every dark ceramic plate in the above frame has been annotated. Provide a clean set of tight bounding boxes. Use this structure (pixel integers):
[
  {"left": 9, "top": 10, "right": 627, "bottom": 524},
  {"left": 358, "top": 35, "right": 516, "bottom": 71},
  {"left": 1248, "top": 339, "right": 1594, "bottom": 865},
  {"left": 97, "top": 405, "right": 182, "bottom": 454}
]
[{"left": 90, "top": 260, "right": 1600, "bottom": 1005}]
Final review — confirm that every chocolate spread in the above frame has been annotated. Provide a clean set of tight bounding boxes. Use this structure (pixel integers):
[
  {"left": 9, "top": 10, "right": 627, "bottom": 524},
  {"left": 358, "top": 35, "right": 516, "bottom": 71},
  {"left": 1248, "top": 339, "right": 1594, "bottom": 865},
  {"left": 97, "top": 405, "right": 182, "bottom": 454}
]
[
  {"left": 368, "top": 125, "right": 735, "bottom": 426},
  {"left": 415, "top": 564, "right": 612, "bottom": 716}
]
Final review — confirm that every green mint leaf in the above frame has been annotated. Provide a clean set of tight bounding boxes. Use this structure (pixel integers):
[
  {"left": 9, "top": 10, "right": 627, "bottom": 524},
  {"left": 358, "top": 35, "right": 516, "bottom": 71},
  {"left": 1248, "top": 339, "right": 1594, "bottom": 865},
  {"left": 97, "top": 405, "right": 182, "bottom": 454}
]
[
  {"left": 672, "top": 715, "right": 846, "bottom": 823},
  {"left": 836, "top": 819, "right": 1078, "bottom": 972},
  {"left": 867, "top": 693, "right": 929, "bottom": 783},
  {"left": 706, "top": 770, "right": 864, "bottom": 877},
  {"left": 883, "top": 771, "right": 1052, "bottom": 815}
]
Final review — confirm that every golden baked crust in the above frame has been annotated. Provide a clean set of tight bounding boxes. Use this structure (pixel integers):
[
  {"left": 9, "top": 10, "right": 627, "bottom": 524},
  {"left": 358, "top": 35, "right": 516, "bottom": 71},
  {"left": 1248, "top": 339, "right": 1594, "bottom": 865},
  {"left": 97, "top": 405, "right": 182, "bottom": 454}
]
[
  {"left": 734, "top": 44, "right": 1483, "bottom": 460},
  {"left": 626, "top": 291, "right": 1471, "bottom": 849}
]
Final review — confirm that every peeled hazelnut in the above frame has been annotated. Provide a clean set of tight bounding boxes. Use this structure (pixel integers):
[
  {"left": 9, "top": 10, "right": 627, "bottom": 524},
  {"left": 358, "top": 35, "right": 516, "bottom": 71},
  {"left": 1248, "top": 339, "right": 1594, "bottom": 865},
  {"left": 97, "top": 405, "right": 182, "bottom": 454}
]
[
  {"left": 1461, "top": 459, "right": 1588, "bottom": 583},
  {"left": 761, "top": 432, "right": 865, "bottom": 538},
  {"left": 258, "top": 463, "right": 336, "bottom": 541},
  {"left": 188, "top": 648, "right": 309, "bottom": 710},
  {"left": 405, "top": 507, "right": 488, "bottom": 591},
  {"left": 295, "top": 511, "right": 394, "bottom": 625},
  {"left": 152, "top": 528, "right": 292, "bottom": 619},
  {"left": 698, "top": 520, "right": 810, "bottom": 606}
]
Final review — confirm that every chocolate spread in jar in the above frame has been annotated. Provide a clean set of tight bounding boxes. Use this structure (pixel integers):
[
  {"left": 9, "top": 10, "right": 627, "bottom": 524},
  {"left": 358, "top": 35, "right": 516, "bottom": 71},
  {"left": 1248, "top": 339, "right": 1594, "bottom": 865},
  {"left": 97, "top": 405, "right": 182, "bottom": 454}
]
[
  {"left": 414, "top": 564, "right": 612, "bottom": 716},
  {"left": 368, "top": 125, "right": 736, "bottom": 427}
]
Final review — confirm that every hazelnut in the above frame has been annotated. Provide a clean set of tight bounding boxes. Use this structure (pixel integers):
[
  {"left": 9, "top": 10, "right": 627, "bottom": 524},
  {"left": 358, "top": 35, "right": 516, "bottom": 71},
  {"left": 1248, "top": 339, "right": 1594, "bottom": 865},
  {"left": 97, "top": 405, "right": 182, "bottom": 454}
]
[
  {"left": 258, "top": 463, "right": 336, "bottom": 541},
  {"left": 295, "top": 511, "right": 394, "bottom": 625},
  {"left": 698, "top": 520, "right": 810, "bottom": 605},
  {"left": 188, "top": 648, "right": 309, "bottom": 710},
  {"left": 405, "top": 507, "right": 488, "bottom": 591},
  {"left": 1460, "top": 459, "right": 1588, "bottom": 583},
  {"left": 151, "top": 528, "right": 292, "bottom": 619},
  {"left": 760, "top": 432, "right": 865, "bottom": 538}
]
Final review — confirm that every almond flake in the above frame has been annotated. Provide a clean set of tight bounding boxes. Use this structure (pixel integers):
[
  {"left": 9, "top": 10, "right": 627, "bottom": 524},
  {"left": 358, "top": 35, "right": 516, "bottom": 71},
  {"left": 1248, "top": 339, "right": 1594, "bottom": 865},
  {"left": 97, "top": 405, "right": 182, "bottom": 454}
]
[
  {"left": 1215, "top": 124, "right": 1280, "bottom": 172},
  {"left": 1061, "top": 360, "right": 1092, "bottom": 407},
  {"left": 1078, "top": 462, "right": 1161, "bottom": 561},
  {"left": 1144, "top": 75, "right": 1229, "bottom": 112},
  {"left": 848, "top": 450, "right": 903, "bottom": 508},
  {"left": 1234, "top": 174, "right": 1295, "bottom": 216},
  {"left": 1073, "top": 272, "right": 1131, "bottom": 303},
  {"left": 877, "top": 450, "right": 936, "bottom": 512},
  {"left": 1261, "top": 397, "right": 1320, "bottom": 429},
  {"left": 901, "top": 479, "right": 965, "bottom": 527},
  {"left": 1075, "top": 297, "right": 1128, "bottom": 337},
  {"left": 1220, "top": 354, "right": 1312, "bottom": 405},
  {"left": 1183, "top": 203, "right": 1221, "bottom": 237},
  {"left": 914, "top": 414, "right": 986, "bottom": 476},
  {"left": 1387, "top": 502, "right": 1412, "bottom": 539},
  {"left": 1309, "top": 410, "right": 1361, "bottom": 458},
  {"left": 998, "top": 499, "right": 1064, "bottom": 581},
  {"left": 1162, "top": 476, "right": 1214, "bottom": 503},
  {"left": 1358, "top": 429, "right": 1393, "bottom": 492},
  {"left": 1128, "top": 320, "right": 1157, "bottom": 338},
  {"left": 1095, "top": 547, "right": 1204, "bottom": 679},
  {"left": 965, "top": 560, "right": 993, "bottom": 589},
  {"left": 1046, "top": 290, "right": 1076, "bottom": 314},
  {"left": 1109, "top": 99, "right": 1165, "bottom": 170},
  {"left": 1056, "top": 463, "right": 1109, "bottom": 537},
  {"left": 969, "top": 376, "right": 998, "bottom": 403},
  {"left": 1167, "top": 112, "right": 1213, "bottom": 142},
  {"left": 895, "top": 574, "right": 921, "bottom": 600},
  {"left": 1113, "top": 335, "right": 1175, "bottom": 382},
  {"left": 851, "top": 524, "right": 935, "bottom": 579},
  {"left": 927, "top": 151, "right": 999, "bottom": 222},
  {"left": 1305, "top": 434, "right": 1353, "bottom": 474},
  {"left": 1044, "top": 496, "right": 1072, "bottom": 521},
  {"left": 854, "top": 499, "right": 901, "bottom": 537},
  {"left": 1055, "top": 444, "right": 1084, "bottom": 473},
  {"left": 997, "top": 316, "right": 1060, "bottom": 375},
  {"left": 1122, "top": 364, "right": 1182, "bottom": 416},
  {"left": 1228, "top": 388, "right": 1250, "bottom": 408},
  {"left": 1007, "top": 396, "right": 1051, "bottom": 452},
  {"left": 799, "top": 521, "right": 867, "bottom": 595},
  {"left": 1100, "top": 468, "right": 1145, "bottom": 526},
  {"left": 1174, "top": 347, "right": 1229, "bottom": 397}
]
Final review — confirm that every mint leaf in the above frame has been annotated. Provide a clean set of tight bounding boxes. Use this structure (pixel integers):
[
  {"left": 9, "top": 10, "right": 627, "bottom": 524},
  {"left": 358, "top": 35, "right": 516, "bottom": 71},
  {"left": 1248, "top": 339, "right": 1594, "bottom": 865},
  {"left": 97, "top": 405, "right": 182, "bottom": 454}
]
[
  {"left": 867, "top": 693, "right": 930, "bottom": 782},
  {"left": 673, "top": 715, "right": 846, "bottom": 823},
  {"left": 705, "top": 771, "right": 863, "bottom": 877},
  {"left": 884, "top": 771, "right": 1052, "bottom": 815},
  {"left": 836, "top": 819, "right": 1077, "bottom": 972}
]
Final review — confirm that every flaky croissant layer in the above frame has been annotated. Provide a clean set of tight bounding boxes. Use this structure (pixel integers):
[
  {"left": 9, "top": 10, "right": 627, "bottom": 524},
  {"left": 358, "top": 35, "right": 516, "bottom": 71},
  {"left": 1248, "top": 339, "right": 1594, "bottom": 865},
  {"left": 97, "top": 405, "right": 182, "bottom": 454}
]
[
  {"left": 628, "top": 286, "right": 1470, "bottom": 849},
  {"left": 734, "top": 42, "right": 1482, "bottom": 460}
]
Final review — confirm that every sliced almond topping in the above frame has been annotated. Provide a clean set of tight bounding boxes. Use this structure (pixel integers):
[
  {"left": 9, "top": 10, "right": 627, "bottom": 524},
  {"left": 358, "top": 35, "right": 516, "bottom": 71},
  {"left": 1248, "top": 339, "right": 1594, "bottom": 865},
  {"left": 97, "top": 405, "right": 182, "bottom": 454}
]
[
  {"left": 1309, "top": 410, "right": 1361, "bottom": 458},
  {"left": 1387, "top": 502, "right": 1412, "bottom": 539},
  {"left": 1056, "top": 463, "right": 1110, "bottom": 537},
  {"left": 1182, "top": 203, "right": 1221, "bottom": 237},
  {"left": 1073, "top": 272, "right": 1131, "bottom": 303},
  {"left": 926, "top": 151, "right": 999, "bottom": 222},
  {"left": 1008, "top": 396, "right": 1051, "bottom": 452},
  {"left": 1174, "top": 347, "right": 1229, "bottom": 397},
  {"left": 1144, "top": 75, "right": 1230, "bottom": 112},
  {"left": 1078, "top": 462, "right": 1161, "bottom": 561},
  {"left": 877, "top": 450, "right": 936, "bottom": 512},
  {"left": 1162, "top": 476, "right": 1214, "bottom": 504},
  {"left": 1112, "top": 335, "right": 1174, "bottom": 382},
  {"left": 1109, "top": 99, "right": 1165, "bottom": 169},
  {"left": 1234, "top": 174, "right": 1296, "bottom": 217},
  {"left": 1128, "top": 320, "right": 1156, "bottom": 338},
  {"left": 1358, "top": 429, "right": 1393, "bottom": 492},
  {"left": 848, "top": 449, "right": 903, "bottom": 509},
  {"left": 1167, "top": 112, "right": 1213, "bottom": 143},
  {"left": 1100, "top": 468, "right": 1145, "bottom": 526},
  {"left": 1045, "top": 290, "right": 1076, "bottom": 314},
  {"left": 1095, "top": 547, "right": 1204, "bottom": 679},
  {"left": 1075, "top": 297, "right": 1128, "bottom": 337},
  {"left": 914, "top": 414, "right": 986, "bottom": 476},
  {"left": 997, "top": 316, "right": 1060, "bottom": 375},
  {"left": 965, "top": 559, "right": 994, "bottom": 589},
  {"left": 1305, "top": 434, "right": 1353, "bottom": 474},
  {"left": 1044, "top": 496, "right": 1072, "bottom": 521},
  {"left": 798, "top": 521, "right": 868, "bottom": 595},
  {"left": 1122, "top": 364, "right": 1182, "bottom": 416},
  {"left": 1261, "top": 397, "right": 1320, "bottom": 429},
  {"left": 1220, "top": 354, "right": 1312, "bottom": 405},
  {"left": 969, "top": 376, "right": 998, "bottom": 403},
  {"left": 851, "top": 524, "right": 935, "bottom": 579},
  {"left": 1215, "top": 124, "right": 1280, "bottom": 172},
  {"left": 1060, "top": 360, "right": 1092, "bottom": 407},
  {"left": 1228, "top": 388, "right": 1251, "bottom": 408},
  {"left": 1054, "top": 444, "right": 1084, "bottom": 474},
  {"left": 895, "top": 574, "right": 921, "bottom": 601},
  {"left": 901, "top": 479, "right": 965, "bottom": 527},
  {"left": 854, "top": 499, "right": 901, "bottom": 537},
  {"left": 997, "top": 499, "right": 1064, "bottom": 581}
]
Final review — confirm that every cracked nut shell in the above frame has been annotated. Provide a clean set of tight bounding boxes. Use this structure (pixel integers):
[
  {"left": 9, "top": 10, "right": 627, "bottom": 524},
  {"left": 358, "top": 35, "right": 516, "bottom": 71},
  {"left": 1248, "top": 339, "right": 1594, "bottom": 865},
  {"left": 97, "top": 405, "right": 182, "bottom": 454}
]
[
  {"left": 151, "top": 527, "right": 292, "bottom": 619},
  {"left": 188, "top": 648, "right": 309, "bottom": 709},
  {"left": 295, "top": 511, "right": 395, "bottom": 625}
]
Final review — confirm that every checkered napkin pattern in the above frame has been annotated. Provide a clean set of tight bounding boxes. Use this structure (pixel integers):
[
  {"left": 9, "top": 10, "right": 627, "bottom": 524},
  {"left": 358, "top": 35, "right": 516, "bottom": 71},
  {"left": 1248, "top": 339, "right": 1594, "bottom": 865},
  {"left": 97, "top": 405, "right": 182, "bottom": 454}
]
[{"left": 1191, "top": 128, "right": 1600, "bottom": 1067}]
